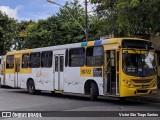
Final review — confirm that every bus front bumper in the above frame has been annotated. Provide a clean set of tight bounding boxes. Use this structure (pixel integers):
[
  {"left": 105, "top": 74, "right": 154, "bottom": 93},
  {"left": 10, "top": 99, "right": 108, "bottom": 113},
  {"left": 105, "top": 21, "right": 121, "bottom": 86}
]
[{"left": 119, "top": 86, "right": 157, "bottom": 97}]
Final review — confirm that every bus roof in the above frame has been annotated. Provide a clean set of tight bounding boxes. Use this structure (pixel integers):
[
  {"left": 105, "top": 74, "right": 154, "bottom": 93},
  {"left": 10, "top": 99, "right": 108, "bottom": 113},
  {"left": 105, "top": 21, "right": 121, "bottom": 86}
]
[{"left": 6, "top": 38, "right": 148, "bottom": 55}]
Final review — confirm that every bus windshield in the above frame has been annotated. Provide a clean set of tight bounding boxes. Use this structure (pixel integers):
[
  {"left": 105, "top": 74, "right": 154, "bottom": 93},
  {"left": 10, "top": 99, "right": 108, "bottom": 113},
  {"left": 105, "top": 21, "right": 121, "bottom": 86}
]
[{"left": 123, "top": 51, "right": 156, "bottom": 77}]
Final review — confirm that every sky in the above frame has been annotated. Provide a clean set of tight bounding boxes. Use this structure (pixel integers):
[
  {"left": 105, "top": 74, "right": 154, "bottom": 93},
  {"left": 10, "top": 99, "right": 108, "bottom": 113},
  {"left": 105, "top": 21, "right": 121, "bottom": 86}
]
[{"left": 0, "top": 0, "right": 94, "bottom": 21}]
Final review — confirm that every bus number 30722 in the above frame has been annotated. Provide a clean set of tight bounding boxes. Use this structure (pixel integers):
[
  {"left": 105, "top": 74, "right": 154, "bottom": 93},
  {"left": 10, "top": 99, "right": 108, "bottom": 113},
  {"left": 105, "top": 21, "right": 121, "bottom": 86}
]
[{"left": 81, "top": 69, "right": 92, "bottom": 75}]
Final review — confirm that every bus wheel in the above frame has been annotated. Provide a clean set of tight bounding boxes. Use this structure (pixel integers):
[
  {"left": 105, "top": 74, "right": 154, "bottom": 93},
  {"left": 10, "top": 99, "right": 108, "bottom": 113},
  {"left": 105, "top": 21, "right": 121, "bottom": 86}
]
[
  {"left": 90, "top": 82, "right": 98, "bottom": 101},
  {"left": 28, "top": 80, "right": 36, "bottom": 95}
]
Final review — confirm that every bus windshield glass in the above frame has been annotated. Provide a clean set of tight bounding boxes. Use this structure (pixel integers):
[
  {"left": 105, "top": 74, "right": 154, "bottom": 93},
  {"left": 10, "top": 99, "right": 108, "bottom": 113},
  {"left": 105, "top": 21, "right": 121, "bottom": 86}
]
[
  {"left": 123, "top": 51, "right": 156, "bottom": 77},
  {"left": 122, "top": 40, "right": 154, "bottom": 50}
]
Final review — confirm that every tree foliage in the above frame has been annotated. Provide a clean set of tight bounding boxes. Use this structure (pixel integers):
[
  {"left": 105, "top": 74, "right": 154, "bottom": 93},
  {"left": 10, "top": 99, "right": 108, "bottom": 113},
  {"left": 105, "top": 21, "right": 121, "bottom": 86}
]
[
  {"left": 17, "top": 0, "right": 89, "bottom": 49},
  {"left": 0, "top": 11, "right": 18, "bottom": 55},
  {"left": 0, "top": 0, "right": 160, "bottom": 55},
  {"left": 91, "top": 0, "right": 160, "bottom": 38},
  {"left": 15, "top": 0, "right": 101, "bottom": 50}
]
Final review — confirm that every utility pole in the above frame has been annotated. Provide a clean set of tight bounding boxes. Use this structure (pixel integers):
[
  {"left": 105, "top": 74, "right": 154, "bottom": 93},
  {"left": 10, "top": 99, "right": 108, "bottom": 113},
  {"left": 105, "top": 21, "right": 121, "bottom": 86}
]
[{"left": 85, "top": 0, "right": 88, "bottom": 41}]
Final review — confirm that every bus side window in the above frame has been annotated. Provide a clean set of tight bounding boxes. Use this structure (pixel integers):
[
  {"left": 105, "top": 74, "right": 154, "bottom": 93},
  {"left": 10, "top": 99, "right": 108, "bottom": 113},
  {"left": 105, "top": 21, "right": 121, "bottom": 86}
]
[
  {"left": 29, "top": 52, "right": 40, "bottom": 68},
  {"left": 41, "top": 51, "right": 52, "bottom": 68},
  {"left": 65, "top": 49, "right": 68, "bottom": 67},
  {"left": 55, "top": 56, "right": 58, "bottom": 71},
  {"left": 22, "top": 53, "right": 30, "bottom": 68},
  {"left": 69, "top": 48, "right": 85, "bottom": 67},
  {"left": 86, "top": 46, "right": 104, "bottom": 66},
  {"left": 6, "top": 55, "right": 14, "bottom": 69},
  {"left": 60, "top": 56, "right": 64, "bottom": 71}
]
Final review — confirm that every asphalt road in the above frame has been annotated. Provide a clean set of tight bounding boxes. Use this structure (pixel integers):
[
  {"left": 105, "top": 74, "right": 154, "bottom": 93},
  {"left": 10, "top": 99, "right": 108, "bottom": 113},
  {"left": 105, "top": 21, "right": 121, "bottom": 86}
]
[{"left": 0, "top": 87, "right": 160, "bottom": 120}]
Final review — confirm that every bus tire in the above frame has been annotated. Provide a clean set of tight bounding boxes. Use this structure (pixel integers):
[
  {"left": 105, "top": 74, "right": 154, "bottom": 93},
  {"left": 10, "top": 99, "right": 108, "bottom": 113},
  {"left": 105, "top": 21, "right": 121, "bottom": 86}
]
[
  {"left": 27, "top": 80, "right": 36, "bottom": 95},
  {"left": 90, "top": 82, "right": 98, "bottom": 101}
]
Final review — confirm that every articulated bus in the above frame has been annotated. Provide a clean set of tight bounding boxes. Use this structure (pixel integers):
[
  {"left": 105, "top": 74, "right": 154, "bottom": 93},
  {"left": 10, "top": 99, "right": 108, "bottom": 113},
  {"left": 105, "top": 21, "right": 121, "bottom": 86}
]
[{"left": 2, "top": 38, "right": 157, "bottom": 100}]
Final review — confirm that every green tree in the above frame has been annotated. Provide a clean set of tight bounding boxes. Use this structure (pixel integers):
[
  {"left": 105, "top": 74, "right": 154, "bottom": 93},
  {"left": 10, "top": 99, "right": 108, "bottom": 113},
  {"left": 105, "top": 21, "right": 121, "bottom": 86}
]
[
  {"left": 20, "top": 0, "right": 87, "bottom": 49},
  {"left": 10, "top": 0, "right": 114, "bottom": 51},
  {"left": 56, "top": 0, "right": 86, "bottom": 43},
  {"left": 91, "top": 0, "right": 160, "bottom": 38},
  {"left": 0, "top": 11, "right": 18, "bottom": 55}
]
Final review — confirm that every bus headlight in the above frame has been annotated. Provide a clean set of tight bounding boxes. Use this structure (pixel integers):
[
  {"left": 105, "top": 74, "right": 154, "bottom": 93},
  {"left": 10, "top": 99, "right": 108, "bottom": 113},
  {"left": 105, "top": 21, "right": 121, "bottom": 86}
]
[
  {"left": 123, "top": 80, "right": 134, "bottom": 88},
  {"left": 128, "top": 83, "right": 134, "bottom": 88}
]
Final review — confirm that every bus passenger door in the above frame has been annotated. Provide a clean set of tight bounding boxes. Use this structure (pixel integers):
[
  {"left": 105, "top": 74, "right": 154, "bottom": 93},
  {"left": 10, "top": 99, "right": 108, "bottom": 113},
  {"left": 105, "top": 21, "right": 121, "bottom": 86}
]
[
  {"left": 54, "top": 54, "right": 64, "bottom": 91},
  {"left": 15, "top": 58, "right": 20, "bottom": 88},
  {"left": 104, "top": 50, "right": 119, "bottom": 95}
]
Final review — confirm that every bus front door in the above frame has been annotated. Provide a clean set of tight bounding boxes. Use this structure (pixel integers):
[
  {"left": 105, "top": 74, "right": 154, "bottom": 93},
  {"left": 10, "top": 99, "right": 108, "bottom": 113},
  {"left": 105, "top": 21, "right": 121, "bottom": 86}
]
[
  {"left": 104, "top": 50, "right": 119, "bottom": 96},
  {"left": 54, "top": 54, "right": 64, "bottom": 91},
  {"left": 15, "top": 58, "right": 20, "bottom": 88}
]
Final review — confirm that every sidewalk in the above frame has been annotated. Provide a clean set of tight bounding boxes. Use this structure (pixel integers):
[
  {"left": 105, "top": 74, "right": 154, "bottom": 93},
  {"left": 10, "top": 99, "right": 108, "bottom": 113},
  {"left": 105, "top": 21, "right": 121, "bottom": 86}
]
[{"left": 133, "top": 90, "right": 160, "bottom": 103}]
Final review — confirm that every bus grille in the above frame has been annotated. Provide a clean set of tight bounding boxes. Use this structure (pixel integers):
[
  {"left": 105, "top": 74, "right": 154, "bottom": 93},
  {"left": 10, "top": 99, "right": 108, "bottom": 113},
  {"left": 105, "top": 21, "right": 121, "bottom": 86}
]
[
  {"left": 137, "top": 90, "right": 148, "bottom": 93},
  {"left": 134, "top": 85, "right": 150, "bottom": 88},
  {"left": 131, "top": 79, "right": 152, "bottom": 84}
]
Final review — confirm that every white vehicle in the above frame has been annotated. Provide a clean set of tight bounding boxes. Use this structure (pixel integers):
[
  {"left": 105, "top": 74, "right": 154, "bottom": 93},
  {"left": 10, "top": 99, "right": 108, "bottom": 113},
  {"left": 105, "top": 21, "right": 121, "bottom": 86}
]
[{"left": 3, "top": 38, "right": 157, "bottom": 100}]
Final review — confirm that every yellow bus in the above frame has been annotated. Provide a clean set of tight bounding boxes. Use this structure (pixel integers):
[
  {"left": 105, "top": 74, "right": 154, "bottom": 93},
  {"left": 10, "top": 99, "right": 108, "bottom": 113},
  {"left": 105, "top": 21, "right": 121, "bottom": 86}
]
[{"left": 3, "top": 38, "right": 157, "bottom": 100}]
